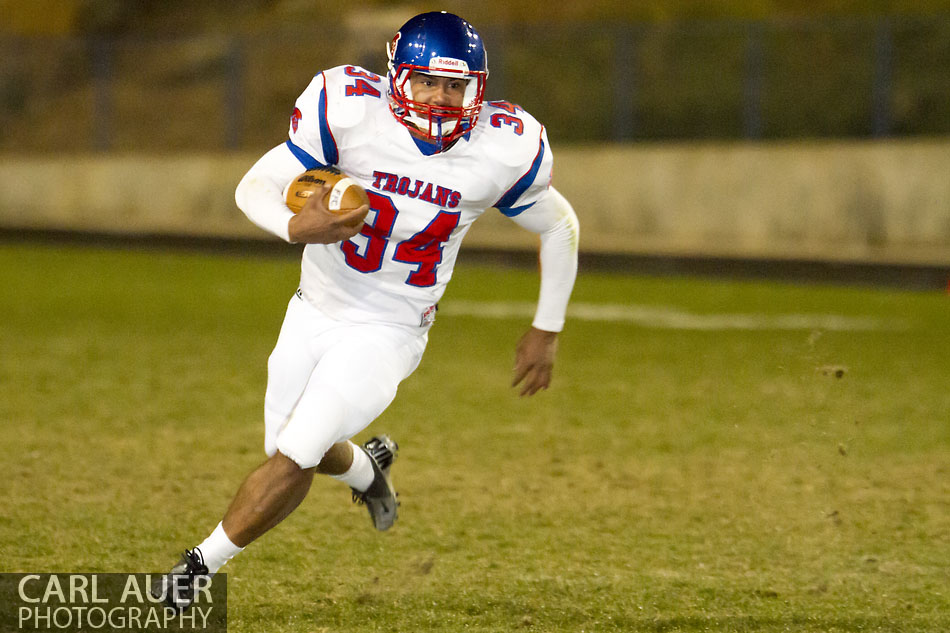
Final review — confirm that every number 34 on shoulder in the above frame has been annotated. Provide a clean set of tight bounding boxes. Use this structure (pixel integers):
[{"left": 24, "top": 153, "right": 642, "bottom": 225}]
[{"left": 284, "top": 167, "right": 370, "bottom": 228}]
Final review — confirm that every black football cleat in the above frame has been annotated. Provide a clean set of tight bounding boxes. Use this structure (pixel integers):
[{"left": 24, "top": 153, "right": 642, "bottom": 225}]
[
  {"left": 351, "top": 435, "right": 400, "bottom": 531},
  {"left": 151, "top": 548, "right": 210, "bottom": 612}
]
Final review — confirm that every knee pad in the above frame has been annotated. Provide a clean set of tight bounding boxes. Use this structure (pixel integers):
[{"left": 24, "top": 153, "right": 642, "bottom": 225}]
[
  {"left": 263, "top": 405, "right": 288, "bottom": 458},
  {"left": 274, "top": 384, "right": 351, "bottom": 469}
]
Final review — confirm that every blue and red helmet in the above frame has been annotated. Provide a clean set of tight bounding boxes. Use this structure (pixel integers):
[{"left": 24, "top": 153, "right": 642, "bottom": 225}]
[{"left": 387, "top": 12, "right": 489, "bottom": 146}]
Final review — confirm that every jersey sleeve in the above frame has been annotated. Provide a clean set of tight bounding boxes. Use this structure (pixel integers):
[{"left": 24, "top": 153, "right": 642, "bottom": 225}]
[
  {"left": 492, "top": 124, "right": 554, "bottom": 217},
  {"left": 235, "top": 142, "right": 304, "bottom": 242},
  {"left": 508, "top": 186, "right": 579, "bottom": 332},
  {"left": 286, "top": 73, "right": 337, "bottom": 168},
  {"left": 233, "top": 70, "right": 338, "bottom": 243},
  {"left": 287, "top": 65, "right": 384, "bottom": 170}
]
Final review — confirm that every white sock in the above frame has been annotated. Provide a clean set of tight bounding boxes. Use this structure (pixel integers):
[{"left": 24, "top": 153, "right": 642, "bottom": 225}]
[
  {"left": 196, "top": 522, "right": 244, "bottom": 575},
  {"left": 330, "top": 441, "right": 375, "bottom": 492}
]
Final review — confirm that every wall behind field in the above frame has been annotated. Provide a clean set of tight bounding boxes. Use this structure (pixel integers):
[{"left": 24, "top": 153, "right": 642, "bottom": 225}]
[{"left": 1, "top": 139, "right": 948, "bottom": 265}]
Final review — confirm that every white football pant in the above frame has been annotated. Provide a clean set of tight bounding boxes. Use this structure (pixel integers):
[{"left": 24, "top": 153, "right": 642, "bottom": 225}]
[{"left": 263, "top": 293, "right": 427, "bottom": 468}]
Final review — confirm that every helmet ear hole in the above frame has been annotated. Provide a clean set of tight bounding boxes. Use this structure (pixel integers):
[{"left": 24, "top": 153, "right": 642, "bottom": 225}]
[{"left": 462, "top": 79, "right": 479, "bottom": 109}]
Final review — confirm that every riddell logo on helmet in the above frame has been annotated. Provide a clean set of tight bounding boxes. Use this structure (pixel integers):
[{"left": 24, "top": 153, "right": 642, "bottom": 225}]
[{"left": 430, "top": 57, "right": 469, "bottom": 72}]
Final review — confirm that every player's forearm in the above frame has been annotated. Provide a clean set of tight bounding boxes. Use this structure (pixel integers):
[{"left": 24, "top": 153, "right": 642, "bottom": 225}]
[
  {"left": 534, "top": 215, "right": 579, "bottom": 331},
  {"left": 513, "top": 188, "right": 580, "bottom": 332},
  {"left": 235, "top": 144, "right": 303, "bottom": 243}
]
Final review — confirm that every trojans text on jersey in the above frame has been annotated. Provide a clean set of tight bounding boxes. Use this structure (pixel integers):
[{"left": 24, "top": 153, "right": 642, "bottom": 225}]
[{"left": 370, "top": 170, "right": 462, "bottom": 209}]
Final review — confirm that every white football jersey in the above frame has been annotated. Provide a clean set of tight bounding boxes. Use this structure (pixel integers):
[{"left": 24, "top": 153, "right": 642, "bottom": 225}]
[{"left": 286, "top": 65, "right": 553, "bottom": 329}]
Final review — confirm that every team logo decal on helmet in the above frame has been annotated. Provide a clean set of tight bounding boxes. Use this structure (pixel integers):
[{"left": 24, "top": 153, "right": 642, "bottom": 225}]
[
  {"left": 386, "top": 11, "right": 488, "bottom": 147},
  {"left": 389, "top": 32, "right": 401, "bottom": 58}
]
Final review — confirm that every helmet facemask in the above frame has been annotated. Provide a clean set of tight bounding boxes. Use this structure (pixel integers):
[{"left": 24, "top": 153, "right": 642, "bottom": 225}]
[{"left": 387, "top": 34, "right": 487, "bottom": 147}]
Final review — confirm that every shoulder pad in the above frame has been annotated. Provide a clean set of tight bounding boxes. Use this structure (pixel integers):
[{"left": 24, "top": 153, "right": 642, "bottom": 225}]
[
  {"left": 321, "top": 65, "right": 388, "bottom": 130},
  {"left": 478, "top": 101, "right": 546, "bottom": 168}
]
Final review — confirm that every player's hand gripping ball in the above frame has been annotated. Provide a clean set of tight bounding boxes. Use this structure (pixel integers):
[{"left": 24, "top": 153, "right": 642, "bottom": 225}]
[{"left": 285, "top": 167, "right": 370, "bottom": 228}]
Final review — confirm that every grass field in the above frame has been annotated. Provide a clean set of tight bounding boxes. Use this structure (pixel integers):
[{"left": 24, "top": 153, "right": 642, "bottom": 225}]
[{"left": 1, "top": 242, "right": 948, "bottom": 632}]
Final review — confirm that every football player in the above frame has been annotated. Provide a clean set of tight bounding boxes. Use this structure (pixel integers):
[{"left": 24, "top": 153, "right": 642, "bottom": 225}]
[{"left": 152, "top": 10, "right": 579, "bottom": 611}]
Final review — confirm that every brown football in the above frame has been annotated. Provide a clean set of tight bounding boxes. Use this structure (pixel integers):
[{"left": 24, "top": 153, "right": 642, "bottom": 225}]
[{"left": 284, "top": 167, "right": 370, "bottom": 227}]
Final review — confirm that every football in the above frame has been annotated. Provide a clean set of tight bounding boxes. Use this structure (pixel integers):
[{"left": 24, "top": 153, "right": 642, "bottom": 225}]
[{"left": 284, "top": 167, "right": 370, "bottom": 226}]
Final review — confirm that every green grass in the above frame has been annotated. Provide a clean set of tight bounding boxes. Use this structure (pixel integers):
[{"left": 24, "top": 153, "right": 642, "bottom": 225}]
[{"left": 1, "top": 243, "right": 948, "bottom": 632}]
